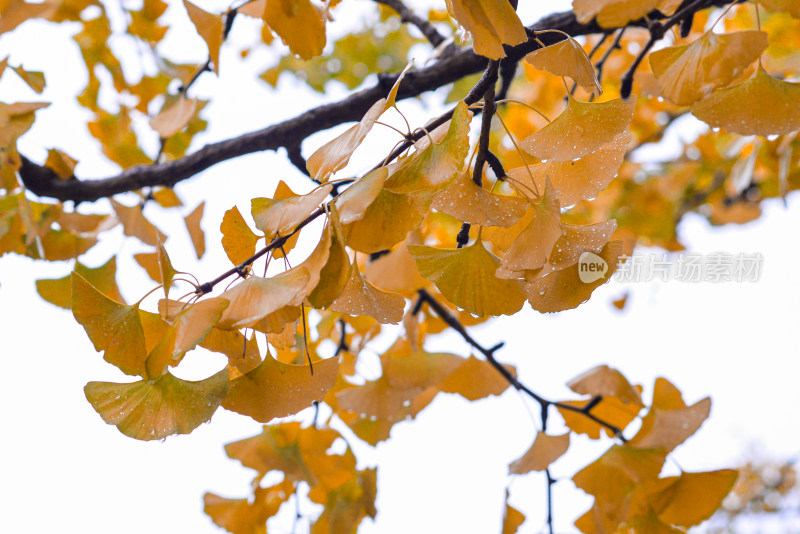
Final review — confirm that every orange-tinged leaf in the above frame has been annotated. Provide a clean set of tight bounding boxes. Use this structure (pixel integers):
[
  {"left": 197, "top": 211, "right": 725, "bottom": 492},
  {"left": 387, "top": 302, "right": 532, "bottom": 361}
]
[
  {"left": 156, "top": 240, "right": 177, "bottom": 297},
  {"left": 760, "top": 0, "right": 800, "bottom": 17},
  {"left": 72, "top": 272, "right": 147, "bottom": 376},
  {"left": 692, "top": 67, "right": 800, "bottom": 135},
  {"left": 10, "top": 64, "right": 45, "bottom": 93},
  {"left": 432, "top": 173, "right": 528, "bottom": 227},
  {"left": 649, "top": 31, "right": 768, "bottom": 106},
  {"left": 109, "top": 198, "right": 166, "bottom": 247},
  {"left": 502, "top": 490, "right": 525, "bottom": 534},
  {"left": 251, "top": 182, "right": 330, "bottom": 236},
  {"left": 363, "top": 236, "right": 428, "bottom": 296},
  {"left": 151, "top": 187, "right": 183, "bottom": 208},
  {"left": 44, "top": 148, "right": 76, "bottom": 179},
  {"left": 145, "top": 297, "right": 229, "bottom": 378},
  {"left": 500, "top": 178, "right": 562, "bottom": 273},
  {"left": 330, "top": 263, "right": 405, "bottom": 324},
  {"left": 650, "top": 470, "right": 738, "bottom": 527},
  {"left": 197, "top": 327, "right": 262, "bottom": 374},
  {"left": 184, "top": 201, "right": 205, "bottom": 259},
  {"left": 220, "top": 205, "right": 260, "bottom": 265},
  {"left": 568, "top": 364, "right": 643, "bottom": 407},
  {"left": 615, "top": 513, "right": 686, "bottom": 534},
  {"left": 263, "top": 0, "right": 326, "bottom": 60},
  {"left": 344, "top": 188, "right": 431, "bottom": 253},
  {"left": 509, "top": 432, "right": 570, "bottom": 474},
  {"left": 37, "top": 257, "right": 123, "bottom": 309},
  {"left": 307, "top": 206, "right": 352, "bottom": 308},
  {"left": 547, "top": 220, "right": 618, "bottom": 271},
  {"left": 573, "top": 445, "right": 667, "bottom": 502},
  {"left": 150, "top": 96, "right": 198, "bottom": 137},
  {"left": 558, "top": 393, "right": 641, "bottom": 439},
  {"left": 522, "top": 96, "right": 636, "bottom": 162},
  {"left": 525, "top": 37, "right": 601, "bottom": 95},
  {"left": 573, "top": 0, "right": 660, "bottom": 27},
  {"left": 218, "top": 267, "right": 310, "bottom": 329},
  {"left": 204, "top": 481, "right": 292, "bottom": 534},
  {"left": 134, "top": 251, "right": 162, "bottom": 283},
  {"left": 384, "top": 101, "right": 471, "bottom": 194},
  {"left": 509, "top": 132, "right": 629, "bottom": 206},
  {"left": 446, "top": 0, "right": 527, "bottom": 59},
  {"left": 223, "top": 355, "right": 339, "bottom": 423},
  {"left": 409, "top": 239, "right": 526, "bottom": 316},
  {"left": 526, "top": 240, "right": 623, "bottom": 313},
  {"left": 84, "top": 369, "right": 229, "bottom": 440},
  {"left": 335, "top": 167, "right": 387, "bottom": 224},
  {"left": 183, "top": 0, "right": 223, "bottom": 74},
  {"left": 438, "top": 355, "right": 514, "bottom": 400},
  {"left": 56, "top": 210, "right": 112, "bottom": 235}
]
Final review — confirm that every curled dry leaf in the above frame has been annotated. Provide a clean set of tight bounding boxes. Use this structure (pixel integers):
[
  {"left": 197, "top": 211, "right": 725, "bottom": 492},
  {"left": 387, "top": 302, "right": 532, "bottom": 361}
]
[
  {"left": 84, "top": 369, "right": 229, "bottom": 440},
  {"left": 525, "top": 36, "right": 601, "bottom": 95},
  {"left": 509, "top": 432, "right": 570, "bottom": 474}
]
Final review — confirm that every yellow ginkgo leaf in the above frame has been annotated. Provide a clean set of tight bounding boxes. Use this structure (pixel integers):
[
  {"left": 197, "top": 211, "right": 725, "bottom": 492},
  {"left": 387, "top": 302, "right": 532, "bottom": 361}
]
[
  {"left": 10, "top": 64, "right": 45, "bottom": 93},
  {"left": 363, "top": 236, "right": 428, "bottom": 297},
  {"left": 150, "top": 95, "right": 198, "bottom": 138},
  {"left": 508, "top": 432, "right": 570, "bottom": 474},
  {"left": 307, "top": 206, "right": 351, "bottom": 308},
  {"left": 572, "top": 445, "right": 667, "bottom": 503},
  {"left": 335, "top": 167, "right": 387, "bottom": 225},
  {"left": 573, "top": 0, "right": 660, "bottom": 27},
  {"left": 502, "top": 490, "right": 526, "bottom": 534},
  {"left": 217, "top": 267, "right": 310, "bottom": 329},
  {"left": 500, "top": 178, "right": 562, "bottom": 273},
  {"left": 252, "top": 181, "right": 331, "bottom": 237},
  {"left": 525, "top": 36, "right": 601, "bottom": 95},
  {"left": 110, "top": 198, "right": 166, "bottom": 247},
  {"left": 222, "top": 355, "right": 339, "bottom": 423},
  {"left": 183, "top": 0, "right": 222, "bottom": 74},
  {"left": 220, "top": 205, "right": 260, "bottom": 266},
  {"left": 263, "top": 0, "right": 326, "bottom": 60},
  {"left": 343, "top": 188, "right": 431, "bottom": 253},
  {"left": 557, "top": 393, "right": 641, "bottom": 439},
  {"left": 198, "top": 328, "right": 262, "bottom": 374},
  {"left": 432, "top": 173, "right": 528, "bottom": 227},
  {"left": 37, "top": 257, "right": 123, "bottom": 309},
  {"left": 184, "top": 201, "right": 205, "bottom": 259},
  {"left": 151, "top": 187, "right": 183, "bottom": 208},
  {"left": 649, "top": 31, "right": 768, "bottom": 106},
  {"left": 145, "top": 297, "right": 229, "bottom": 378},
  {"left": 384, "top": 101, "right": 471, "bottom": 194},
  {"left": 409, "top": 239, "right": 526, "bottom": 316},
  {"left": 522, "top": 96, "right": 635, "bottom": 162},
  {"left": 760, "top": 0, "right": 800, "bottom": 18},
  {"left": 650, "top": 470, "right": 738, "bottom": 527},
  {"left": 204, "top": 481, "right": 293, "bottom": 534},
  {"left": 84, "top": 369, "right": 229, "bottom": 440},
  {"left": 509, "top": 131, "right": 629, "bottom": 206},
  {"left": 547, "top": 220, "right": 618, "bottom": 271},
  {"left": 44, "top": 148, "right": 76, "bottom": 179},
  {"left": 330, "top": 263, "right": 405, "bottom": 324},
  {"left": 437, "top": 355, "right": 514, "bottom": 400},
  {"left": 567, "top": 364, "right": 643, "bottom": 406},
  {"left": 692, "top": 67, "right": 800, "bottom": 136},
  {"left": 156, "top": 240, "right": 177, "bottom": 298},
  {"left": 446, "top": 0, "right": 527, "bottom": 59},
  {"left": 72, "top": 272, "right": 147, "bottom": 376}
]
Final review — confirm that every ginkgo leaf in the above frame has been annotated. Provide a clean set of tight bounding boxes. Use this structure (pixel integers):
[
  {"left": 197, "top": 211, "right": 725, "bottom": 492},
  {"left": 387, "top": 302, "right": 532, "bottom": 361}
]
[
  {"left": 307, "top": 206, "right": 352, "bottom": 308},
  {"left": 10, "top": 64, "right": 45, "bottom": 93},
  {"left": 140, "top": 309, "right": 171, "bottom": 355},
  {"left": 223, "top": 355, "right": 338, "bottom": 423},
  {"left": 509, "top": 132, "right": 629, "bottom": 206},
  {"left": 525, "top": 36, "right": 601, "bottom": 95},
  {"left": 145, "top": 297, "right": 229, "bottom": 378},
  {"left": 150, "top": 96, "right": 198, "bottom": 138},
  {"left": 409, "top": 240, "right": 526, "bottom": 316},
  {"left": 573, "top": 445, "right": 667, "bottom": 503},
  {"left": 330, "top": 263, "right": 405, "bottom": 324},
  {"left": 500, "top": 178, "right": 562, "bottom": 273},
  {"left": 263, "top": 0, "right": 326, "bottom": 60},
  {"left": 628, "top": 377, "right": 711, "bottom": 453},
  {"left": 572, "top": 0, "right": 661, "bottom": 27},
  {"left": 547, "top": 220, "right": 618, "bottom": 271},
  {"left": 384, "top": 101, "right": 471, "bottom": 194},
  {"left": 344, "top": 188, "right": 431, "bottom": 253},
  {"left": 204, "top": 481, "right": 293, "bottom": 534},
  {"left": 446, "top": 0, "right": 527, "bottom": 59},
  {"left": 692, "top": 67, "right": 800, "bottom": 136},
  {"left": 335, "top": 167, "right": 387, "bottom": 224},
  {"left": 156, "top": 240, "right": 177, "bottom": 297},
  {"left": 199, "top": 328, "right": 262, "bottom": 374},
  {"left": 557, "top": 392, "right": 641, "bottom": 439},
  {"left": 151, "top": 187, "right": 183, "bottom": 208},
  {"left": 37, "top": 257, "right": 123, "bottom": 309},
  {"left": 134, "top": 252, "right": 162, "bottom": 283},
  {"left": 84, "top": 369, "right": 229, "bottom": 440},
  {"left": 567, "top": 364, "right": 643, "bottom": 406},
  {"left": 183, "top": 0, "right": 222, "bottom": 74},
  {"left": 251, "top": 182, "right": 330, "bottom": 236},
  {"left": 432, "top": 173, "right": 528, "bottom": 227},
  {"left": 363, "top": 237, "right": 428, "bottom": 297},
  {"left": 109, "top": 198, "right": 166, "bottom": 247},
  {"left": 438, "top": 355, "right": 514, "bottom": 400},
  {"left": 217, "top": 267, "right": 310, "bottom": 329},
  {"left": 522, "top": 96, "right": 636, "bottom": 162},
  {"left": 650, "top": 470, "right": 738, "bottom": 527},
  {"left": 72, "top": 272, "right": 147, "bottom": 376},
  {"left": 502, "top": 489, "right": 525, "bottom": 534},
  {"left": 44, "top": 148, "right": 76, "bottom": 179},
  {"left": 220, "top": 205, "right": 260, "bottom": 265},
  {"left": 760, "top": 0, "right": 800, "bottom": 17},
  {"left": 509, "top": 432, "right": 570, "bottom": 474},
  {"left": 649, "top": 31, "right": 768, "bottom": 106},
  {"left": 184, "top": 201, "right": 205, "bottom": 259},
  {"left": 526, "top": 240, "right": 623, "bottom": 313}
]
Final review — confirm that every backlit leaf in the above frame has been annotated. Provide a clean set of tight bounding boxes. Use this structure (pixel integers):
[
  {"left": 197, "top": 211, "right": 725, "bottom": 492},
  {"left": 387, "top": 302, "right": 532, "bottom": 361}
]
[
  {"left": 330, "top": 263, "right": 405, "bottom": 324},
  {"left": 567, "top": 364, "right": 643, "bottom": 407},
  {"left": 150, "top": 96, "right": 198, "bottom": 138},
  {"left": 432, "top": 173, "right": 528, "bottom": 227},
  {"left": 522, "top": 96, "right": 636, "bottom": 162},
  {"left": 438, "top": 355, "right": 514, "bottom": 400},
  {"left": 183, "top": 0, "right": 222, "bottom": 74},
  {"left": 573, "top": 445, "right": 666, "bottom": 503},
  {"left": 220, "top": 205, "right": 260, "bottom": 265},
  {"left": 10, "top": 64, "right": 45, "bottom": 93},
  {"left": 547, "top": 220, "right": 618, "bottom": 271},
  {"left": 307, "top": 206, "right": 351, "bottom": 308},
  {"left": 692, "top": 67, "right": 800, "bottom": 135},
  {"left": 251, "top": 181, "right": 330, "bottom": 236},
  {"left": 344, "top": 188, "right": 431, "bottom": 253},
  {"left": 409, "top": 239, "right": 526, "bottom": 316},
  {"left": 263, "top": 0, "right": 326, "bottom": 61},
  {"left": 502, "top": 490, "right": 526, "bottom": 534},
  {"left": 525, "top": 36, "right": 601, "bottom": 95},
  {"left": 650, "top": 470, "right": 738, "bottom": 527},
  {"left": 44, "top": 148, "right": 76, "bottom": 179},
  {"left": 446, "top": 0, "right": 527, "bottom": 59},
  {"left": 335, "top": 167, "right": 387, "bottom": 225},
  {"left": 363, "top": 236, "right": 428, "bottom": 297},
  {"left": 572, "top": 0, "right": 660, "bottom": 27},
  {"left": 509, "top": 432, "right": 570, "bottom": 474},
  {"left": 204, "top": 481, "right": 293, "bottom": 534},
  {"left": 217, "top": 267, "right": 310, "bottom": 329},
  {"left": 37, "top": 257, "right": 123, "bottom": 309},
  {"left": 110, "top": 198, "right": 166, "bottom": 247},
  {"left": 500, "top": 178, "right": 562, "bottom": 273},
  {"left": 760, "top": 0, "right": 800, "bottom": 17},
  {"left": 156, "top": 240, "right": 177, "bottom": 297},
  {"left": 558, "top": 391, "right": 641, "bottom": 439},
  {"left": 84, "top": 369, "right": 229, "bottom": 440},
  {"left": 184, "top": 201, "right": 206, "bottom": 259}
]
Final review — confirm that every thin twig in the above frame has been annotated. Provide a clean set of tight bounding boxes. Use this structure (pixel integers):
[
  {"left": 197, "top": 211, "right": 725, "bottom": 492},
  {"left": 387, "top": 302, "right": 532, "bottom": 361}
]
[{"left": 374, "top": 0, "right": 446, "bottom": 47}]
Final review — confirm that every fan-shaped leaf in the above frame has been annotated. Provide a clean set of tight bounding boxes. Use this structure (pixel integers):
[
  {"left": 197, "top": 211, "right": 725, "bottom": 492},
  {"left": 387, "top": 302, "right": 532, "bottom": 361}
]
[
  {"left": 525, "top": 36, "right": 601, "bottom": 95},
  {"left": 217, "top": 267, "right": 310, "bottom": 329},
  {"left": 446, "top": 0, "right": 527, "bottom": 59},
  {"left": 330, "top": 263, "right": 405, "bottom": 324},
  {"left": 432, "top": 173, "right": 528, "bottom": 227},
  {"left": 509, "top": 432, "right": 570, "bottom": 474},
  {"left": 220, "top": 205, "right": 260, "bottom": 266}
]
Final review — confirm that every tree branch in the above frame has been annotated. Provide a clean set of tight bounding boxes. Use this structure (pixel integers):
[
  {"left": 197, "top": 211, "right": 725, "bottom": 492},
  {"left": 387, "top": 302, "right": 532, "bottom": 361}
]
[{"left": 374, "top": 0, "right": 447, "bottom": 47}]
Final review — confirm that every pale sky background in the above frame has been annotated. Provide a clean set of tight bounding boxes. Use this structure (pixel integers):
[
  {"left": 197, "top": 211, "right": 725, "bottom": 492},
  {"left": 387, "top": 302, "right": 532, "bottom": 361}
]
[{"left": 1, "top": 1, "right": 799, "bottom": 533}]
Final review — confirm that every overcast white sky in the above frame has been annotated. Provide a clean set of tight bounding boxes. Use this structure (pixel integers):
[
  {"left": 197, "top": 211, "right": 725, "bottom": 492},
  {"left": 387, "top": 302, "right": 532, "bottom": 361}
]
[{"left": 1, "top": 1, "right": 799, "bottom": 533}]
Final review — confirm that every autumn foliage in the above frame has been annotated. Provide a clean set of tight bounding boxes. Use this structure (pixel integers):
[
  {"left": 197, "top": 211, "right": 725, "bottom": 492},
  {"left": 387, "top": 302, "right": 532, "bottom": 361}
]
[{"left": 2, "top": 0, "right": 800, "bottom": 532}]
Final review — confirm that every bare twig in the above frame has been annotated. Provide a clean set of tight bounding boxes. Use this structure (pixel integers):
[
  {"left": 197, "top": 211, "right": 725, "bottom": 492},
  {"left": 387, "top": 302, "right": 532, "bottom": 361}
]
[{"left": 374, "top": 0, "right": 446, "bottom": 47}]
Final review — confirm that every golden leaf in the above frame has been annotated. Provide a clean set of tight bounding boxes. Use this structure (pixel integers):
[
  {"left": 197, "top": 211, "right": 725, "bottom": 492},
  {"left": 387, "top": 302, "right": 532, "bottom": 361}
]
[
  {"left": 263, "top": 0, "right": 326, "bottom": 60},
  {"left": 37, "top": 257, "right": 123, "bottom": 309},
  {"left": 432, "top": 173, "right": 528, "bottom": 227},
  {"left": 760, "top": 0, "right": 800, "bottom": 18},
  {"left": 509, "top": 432, "right": 570, "bottom": 474},
  {"left": 567, "top": 364, "right": 643, "bottom": 406},
  {"left": 343, "top": 188, "right": 431, "bottom": 253},
  {"left": 183, "top": 0, "right": 222, "bottom": 74},
  {"left": 573, "top": 445, "right": 667, "bottom": 503},
  {"left": 204, "top": 481, "right": 292, "bottom": 534},
  {"left": 438, "top": 355, "right": 514, "bottom": 400},
  {"left": 217, "top": 267, "right": 310, "bottom": 329},
  {"left": 10, "top": 64, "right": 45, "bottom": 93},
  {"left": 251, "top": 181, "right": 331, "bottom": 236},
  {"left": 557, "top": 391, "right": 642, "bottom": 439},
  {"left": 547, "top": 220, "right": 618, "bottom": 271},
  {"left": 220, "top": 205, "right": 260, "bottom": 265},
  {"left": 650, "top": 470, "right": 738, "bottom": 527},
  {"left": 84, "top": 369, "right": 229, "bottom": 440},
  {"left": 150, "top": 96, "right": 198, "bottom": 138},
  {"left": 184, "top": 201, "right": 206, "bottom": 259},
  {"left": 502, "top": 491, "right": 526, "bottom": 534},
  {"left": 446, "top": 0, "right": 527, "bottom": 59},
  {"left": 335, "top": 167, "right": 387, "bottom": 224},
  {"left": 44, "top": 148, "right": 76, "bottom": 179},
  {"left": 109, "top": 198, "right": 165, "bottom": 247},
  {"left": 330, "top": 263, "right": 406, "bottom": 324},
  {"left": 525, "top": 36, "right": 601, "bottom": 95},
  {"left": 500, "top": 178, "right": 562, "bottom": 273},
  {"left": 307, "top": 206, "right": 352, "bottom": 308},
  {"left": 573, "top": 0, "right": 660, "bottom": 27},
  {"left": 363, "top": 236, "right": 429, "bottom": 297}
]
